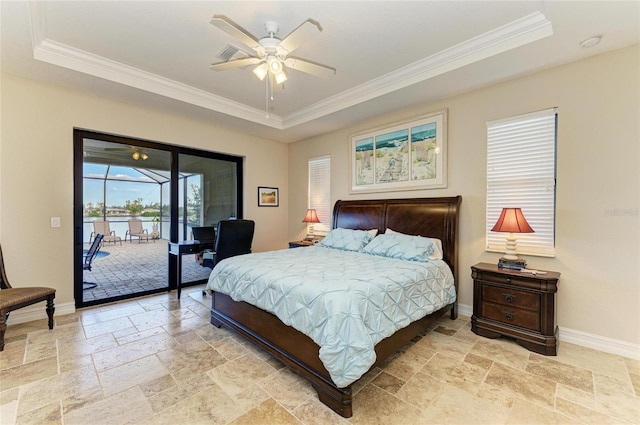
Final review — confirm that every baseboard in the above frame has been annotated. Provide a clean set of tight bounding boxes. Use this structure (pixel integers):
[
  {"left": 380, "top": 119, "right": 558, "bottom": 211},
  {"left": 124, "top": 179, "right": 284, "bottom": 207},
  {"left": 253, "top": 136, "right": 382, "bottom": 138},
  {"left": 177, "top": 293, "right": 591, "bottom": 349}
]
[
  {"left": 457, "top": 302, "right": 639, "bottom": 360},
  {"left": 559, "top": 327, "right": 640, "bottom": 360},
  {"left": 458, "top": 302, "right": 473, "bottom": 318},
  {"left": 6, "top": 302, "right": 76, "bottom": 325},
  {"left": 7, "top": 301, "right": 639, "bottom": 360}
]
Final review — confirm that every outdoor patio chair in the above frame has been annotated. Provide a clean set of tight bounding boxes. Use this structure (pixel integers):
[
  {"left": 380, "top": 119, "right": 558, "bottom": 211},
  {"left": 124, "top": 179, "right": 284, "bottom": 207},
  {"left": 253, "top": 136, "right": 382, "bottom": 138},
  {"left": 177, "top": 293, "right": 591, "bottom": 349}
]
[
  {"left": 0, "top": 244, "right": 56, "bottom": 351},
  {"left": 91, "top": 220, "right": 121, "bottom": 245},
  {"left": 83, "top": 234, "right": 103, "bottom": 290},
  {"left": 125, "top": 219, "right": 153, "bottom": 243}
]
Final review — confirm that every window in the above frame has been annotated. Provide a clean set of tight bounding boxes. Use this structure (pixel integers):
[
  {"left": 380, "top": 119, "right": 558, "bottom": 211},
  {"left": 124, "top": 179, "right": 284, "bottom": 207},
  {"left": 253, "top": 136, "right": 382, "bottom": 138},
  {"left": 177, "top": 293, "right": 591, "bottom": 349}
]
[
  {"left": 308, "top": 155, "right": 331, "bottom": 234},
  {"left": 486, "top": 108, "right": 557, "bottom": 257}
]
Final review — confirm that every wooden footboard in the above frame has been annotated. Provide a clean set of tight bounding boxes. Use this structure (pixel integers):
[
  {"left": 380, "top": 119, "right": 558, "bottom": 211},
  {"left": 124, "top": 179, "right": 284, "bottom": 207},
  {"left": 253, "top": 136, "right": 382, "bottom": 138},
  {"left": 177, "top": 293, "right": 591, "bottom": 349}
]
[{"left": 210, "top": 291, "right": 452, "bottom": 418}]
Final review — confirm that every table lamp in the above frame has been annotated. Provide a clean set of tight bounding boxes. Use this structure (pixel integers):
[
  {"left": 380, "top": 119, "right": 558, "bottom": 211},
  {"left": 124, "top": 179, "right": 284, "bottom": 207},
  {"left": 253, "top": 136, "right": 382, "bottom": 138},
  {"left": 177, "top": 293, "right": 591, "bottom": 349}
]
[
  {"left": 302, "top": 209, "right": 321, "bottom": 240},
  {"left": 491, "top": 207, "right": 534, "bottom": 267}
]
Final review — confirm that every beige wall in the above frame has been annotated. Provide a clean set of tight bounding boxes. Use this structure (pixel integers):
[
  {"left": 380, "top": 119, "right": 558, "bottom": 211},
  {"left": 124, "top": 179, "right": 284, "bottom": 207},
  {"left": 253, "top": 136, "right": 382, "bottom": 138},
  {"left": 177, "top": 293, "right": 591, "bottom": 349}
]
[
  {"left": 288, "top": 45, "right": 640, "bottom": 347},
  {"left": 0, "top": 73, "right": 289, "bottom": 307}
]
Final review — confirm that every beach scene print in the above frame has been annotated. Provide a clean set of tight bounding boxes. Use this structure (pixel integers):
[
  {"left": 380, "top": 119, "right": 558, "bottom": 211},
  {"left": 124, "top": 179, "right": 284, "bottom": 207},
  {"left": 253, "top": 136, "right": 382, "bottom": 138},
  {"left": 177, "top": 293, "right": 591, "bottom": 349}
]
[
  {"left": 375, "top": 129, "right": 409, "bottom": 183},
  {"left": 410, "top": 122, "right": 438, "bottom": 180},
  {"left": 354, "top": 137, "right": 375, "bottom": 185},
  {"left": 352, "top": 111, "right": 446, "bottom": 192}
]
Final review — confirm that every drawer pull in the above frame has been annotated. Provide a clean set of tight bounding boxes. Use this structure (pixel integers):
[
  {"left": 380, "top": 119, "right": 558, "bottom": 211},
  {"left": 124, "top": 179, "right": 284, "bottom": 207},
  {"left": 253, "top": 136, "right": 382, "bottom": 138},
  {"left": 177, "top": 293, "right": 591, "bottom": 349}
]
[
  {"left": 503, "top": 312, "right": 514, "bottom": 321},
  {"left": 506, "top": 278, "right": 511, "bottom": 283},
  {"left": 502, "top": 293, "right": 516, "bottom": 303}
]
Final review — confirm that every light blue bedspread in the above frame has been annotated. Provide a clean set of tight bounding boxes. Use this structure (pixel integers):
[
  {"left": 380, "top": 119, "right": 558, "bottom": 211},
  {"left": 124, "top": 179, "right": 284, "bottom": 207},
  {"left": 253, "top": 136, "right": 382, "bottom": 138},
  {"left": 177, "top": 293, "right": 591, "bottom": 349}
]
[{"left": 205, "top": 245, "right": 455, "bottom": 388}]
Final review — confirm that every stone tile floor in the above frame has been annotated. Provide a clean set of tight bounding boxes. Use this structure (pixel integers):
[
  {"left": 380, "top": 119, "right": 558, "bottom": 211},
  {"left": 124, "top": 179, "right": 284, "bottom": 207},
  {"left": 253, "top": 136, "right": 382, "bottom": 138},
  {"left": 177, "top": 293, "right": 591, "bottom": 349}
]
[
  {"left": 83, "top": 239, "right": 211, "bottom": 302},
  {"left": 1, "top": 286, "right": 639, "bottom": 424}
]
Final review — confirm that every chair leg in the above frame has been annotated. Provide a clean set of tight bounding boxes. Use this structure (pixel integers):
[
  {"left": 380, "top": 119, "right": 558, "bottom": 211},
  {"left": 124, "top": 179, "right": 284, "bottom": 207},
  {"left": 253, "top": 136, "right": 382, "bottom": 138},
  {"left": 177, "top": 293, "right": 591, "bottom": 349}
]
[
  {"left": 46, "top": 295, "right": 55, "bottom": 330},
  {"left": 0, "top": 310, "right": 7, "bottom": 351}
]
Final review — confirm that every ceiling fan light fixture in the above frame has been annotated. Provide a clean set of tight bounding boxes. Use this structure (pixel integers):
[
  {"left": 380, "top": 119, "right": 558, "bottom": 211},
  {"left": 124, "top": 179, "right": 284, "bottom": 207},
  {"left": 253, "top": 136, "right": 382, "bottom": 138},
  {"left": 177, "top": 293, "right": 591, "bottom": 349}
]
[
  {"left": 267, "top": 56, "right": 282, "bottom": 73},
  {"left": 274, "top": 69, "right": 288, "bottom": 85},
  {"left": 132, "top": 151, "right": 140, "bottom": 160},
  {"left": 253, "top": 63, "right": 268, "bottom": 81},
  {"left": 141, "top": 152, "right": 149, "bottom": 160}
]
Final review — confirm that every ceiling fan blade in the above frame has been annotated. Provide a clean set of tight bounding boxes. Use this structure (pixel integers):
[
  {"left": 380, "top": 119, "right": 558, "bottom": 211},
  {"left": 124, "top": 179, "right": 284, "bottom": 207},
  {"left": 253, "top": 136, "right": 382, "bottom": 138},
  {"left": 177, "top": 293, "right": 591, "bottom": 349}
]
[
  {"left": 211, "top": 57, "right": 262, "bottom": 71},
  {"left": 279, "top": 19, "right": 322, "bottom": 54},
  {"left": 210, "top": 15, "right": 260, "bottom": 51},
  {"left": 284, "top": 57, "right": 336, "bottom": 78}
]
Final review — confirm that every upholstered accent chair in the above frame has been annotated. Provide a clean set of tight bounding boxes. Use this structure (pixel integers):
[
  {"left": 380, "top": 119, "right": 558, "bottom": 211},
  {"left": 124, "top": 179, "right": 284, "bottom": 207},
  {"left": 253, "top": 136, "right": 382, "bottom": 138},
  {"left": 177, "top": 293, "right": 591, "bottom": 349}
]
[{"left": 0, "top": 244, "right": 55, "bottom": 351}]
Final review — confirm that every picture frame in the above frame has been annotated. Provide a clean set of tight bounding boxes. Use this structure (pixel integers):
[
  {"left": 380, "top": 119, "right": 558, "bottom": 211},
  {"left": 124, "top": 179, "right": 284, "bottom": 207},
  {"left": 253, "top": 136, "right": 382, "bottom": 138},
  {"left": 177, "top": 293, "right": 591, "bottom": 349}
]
[
  {"left": 258, "top": 186, "right": 279, "bottom": 207},
  {"left": 350, "top": 109, "right": 447, "bottom": 194}
]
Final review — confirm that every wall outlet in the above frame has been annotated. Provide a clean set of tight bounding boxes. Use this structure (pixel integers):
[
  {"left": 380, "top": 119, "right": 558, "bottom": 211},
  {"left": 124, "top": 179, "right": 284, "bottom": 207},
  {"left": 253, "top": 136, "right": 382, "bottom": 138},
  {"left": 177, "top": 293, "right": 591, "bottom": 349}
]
[{"left": 50, "top": 217, "right": 61, "bottom": 228}]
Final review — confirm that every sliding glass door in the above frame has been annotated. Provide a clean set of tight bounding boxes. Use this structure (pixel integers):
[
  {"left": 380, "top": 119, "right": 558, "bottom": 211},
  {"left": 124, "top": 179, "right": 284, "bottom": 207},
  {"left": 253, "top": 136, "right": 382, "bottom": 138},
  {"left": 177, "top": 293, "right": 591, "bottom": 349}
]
[
  {"left": 174, "top": 153, "right": 240, "bottom": 286},
  {"left": 74, "top": 130, "right": 243, "bottom": 308}
]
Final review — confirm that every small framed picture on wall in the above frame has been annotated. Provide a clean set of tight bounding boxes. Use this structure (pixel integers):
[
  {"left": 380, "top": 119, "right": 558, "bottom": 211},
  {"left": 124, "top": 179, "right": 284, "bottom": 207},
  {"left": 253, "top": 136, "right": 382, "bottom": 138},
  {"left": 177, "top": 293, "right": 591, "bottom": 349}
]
[{"left": 258, "top": 186, "right": 279, "bottom": 207}]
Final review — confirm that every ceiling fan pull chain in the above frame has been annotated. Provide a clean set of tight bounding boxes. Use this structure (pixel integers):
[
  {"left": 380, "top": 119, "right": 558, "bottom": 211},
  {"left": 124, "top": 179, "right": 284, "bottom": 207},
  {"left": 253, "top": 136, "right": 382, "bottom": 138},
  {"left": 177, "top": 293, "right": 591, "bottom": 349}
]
[{"left": 265, "top": 76, "right": 270, "bottom": 119}]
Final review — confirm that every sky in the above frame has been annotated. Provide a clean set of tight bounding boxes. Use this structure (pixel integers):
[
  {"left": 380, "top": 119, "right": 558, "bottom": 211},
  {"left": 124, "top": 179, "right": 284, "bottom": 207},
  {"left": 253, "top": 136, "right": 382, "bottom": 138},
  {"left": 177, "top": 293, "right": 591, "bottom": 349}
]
[{"left": 83, "top": 164, "right": 163, "bottom": 208}]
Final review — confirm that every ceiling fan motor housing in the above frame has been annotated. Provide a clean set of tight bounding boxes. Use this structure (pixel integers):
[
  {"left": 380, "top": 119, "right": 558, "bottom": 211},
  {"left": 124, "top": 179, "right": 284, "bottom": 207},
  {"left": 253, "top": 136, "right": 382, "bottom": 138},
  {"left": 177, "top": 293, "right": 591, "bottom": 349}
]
[{"left": 264, "top": 21, "right": 279, "bottom": 37}]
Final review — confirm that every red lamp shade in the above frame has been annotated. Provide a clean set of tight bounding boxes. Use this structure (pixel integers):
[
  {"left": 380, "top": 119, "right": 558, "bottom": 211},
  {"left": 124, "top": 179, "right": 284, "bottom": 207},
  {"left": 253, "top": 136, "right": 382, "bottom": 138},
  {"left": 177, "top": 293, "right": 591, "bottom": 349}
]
[
  {"left": 491, "top": 208, "right": 534, "bottom": 234},
  {"left": 302, "top": 209, "right": 321, "bottom": 224}
]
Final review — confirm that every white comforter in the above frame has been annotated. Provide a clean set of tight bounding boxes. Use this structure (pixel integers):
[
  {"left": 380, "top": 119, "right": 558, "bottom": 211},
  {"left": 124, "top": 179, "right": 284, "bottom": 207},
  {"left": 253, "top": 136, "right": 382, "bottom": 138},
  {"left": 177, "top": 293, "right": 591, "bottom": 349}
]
[{"left": 205, "top": 246, "right": 455, "bottom": 387}]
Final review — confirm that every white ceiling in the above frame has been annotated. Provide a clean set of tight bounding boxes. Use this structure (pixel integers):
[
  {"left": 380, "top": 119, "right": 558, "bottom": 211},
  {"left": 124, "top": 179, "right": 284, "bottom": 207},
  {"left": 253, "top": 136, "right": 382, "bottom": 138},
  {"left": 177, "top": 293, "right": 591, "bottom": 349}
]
[{"left": 2, "top": 1, "right": 638, "bottom": 143}]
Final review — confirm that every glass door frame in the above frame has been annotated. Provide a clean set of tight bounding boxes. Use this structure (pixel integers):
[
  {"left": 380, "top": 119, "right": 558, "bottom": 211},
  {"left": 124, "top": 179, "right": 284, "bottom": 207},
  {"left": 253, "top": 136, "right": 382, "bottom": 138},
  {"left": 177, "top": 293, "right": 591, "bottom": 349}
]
[{"left": 73, "top": 129, "right": 244, "bottom": 308}]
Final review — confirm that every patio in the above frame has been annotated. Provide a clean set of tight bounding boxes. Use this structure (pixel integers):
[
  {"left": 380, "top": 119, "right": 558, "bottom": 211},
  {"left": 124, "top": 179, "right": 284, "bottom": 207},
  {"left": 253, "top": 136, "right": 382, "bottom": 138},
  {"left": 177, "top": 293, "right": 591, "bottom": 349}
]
[{"left": 82, "top": 239, "right": 212, "bottom": 302}]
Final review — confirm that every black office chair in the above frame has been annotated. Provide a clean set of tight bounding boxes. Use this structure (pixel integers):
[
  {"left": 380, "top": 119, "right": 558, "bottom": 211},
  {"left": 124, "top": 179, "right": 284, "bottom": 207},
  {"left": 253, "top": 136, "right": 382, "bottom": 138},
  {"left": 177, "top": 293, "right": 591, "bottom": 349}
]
[
  {"left": 83, "top": 234, "right": 103, "bottom": 290},
  {"left": 192, "top": 226, "right": 217, "bottom": 246},
  {"left": 202, "top": 219, "right": 255, "bottom": 295}
]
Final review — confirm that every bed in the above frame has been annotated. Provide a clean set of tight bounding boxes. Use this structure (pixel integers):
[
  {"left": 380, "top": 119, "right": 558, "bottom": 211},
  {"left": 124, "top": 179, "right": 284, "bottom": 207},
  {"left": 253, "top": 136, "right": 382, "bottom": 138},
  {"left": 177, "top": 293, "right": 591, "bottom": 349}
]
[{"left": 205, "top": 196, "right": 461, "bottom": 417}]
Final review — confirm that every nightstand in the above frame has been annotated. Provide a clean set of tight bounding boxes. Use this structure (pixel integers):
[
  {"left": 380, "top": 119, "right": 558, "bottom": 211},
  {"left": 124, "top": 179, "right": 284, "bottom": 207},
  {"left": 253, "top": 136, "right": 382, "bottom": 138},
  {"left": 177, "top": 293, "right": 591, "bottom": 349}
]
[
  {"left": 471, "top": 262, "right": 561, "bottom": 355},
  {"left": 289, "top": 240, "right": 316, "bottom": 248}
]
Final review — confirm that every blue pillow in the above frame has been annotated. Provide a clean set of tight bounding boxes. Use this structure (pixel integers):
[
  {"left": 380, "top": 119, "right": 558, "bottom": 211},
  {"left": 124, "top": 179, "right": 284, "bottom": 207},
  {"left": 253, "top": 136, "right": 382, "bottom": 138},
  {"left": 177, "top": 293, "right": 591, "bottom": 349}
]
[
  {"left": 362, "top": 233, "right": 435, "bottom": 262},
  {"left": 318, "top": 228, "right": 373, "bottom": 252}
]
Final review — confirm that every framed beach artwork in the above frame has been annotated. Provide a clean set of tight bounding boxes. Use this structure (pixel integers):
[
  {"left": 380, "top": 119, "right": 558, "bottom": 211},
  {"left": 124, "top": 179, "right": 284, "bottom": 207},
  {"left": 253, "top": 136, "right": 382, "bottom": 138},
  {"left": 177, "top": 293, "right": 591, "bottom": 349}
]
[
  {"left": 258, "top": 186, "right": 279, "bottom": 207},
  {"left": 350, "top": 110, "right": 447, "bottom": 194}
]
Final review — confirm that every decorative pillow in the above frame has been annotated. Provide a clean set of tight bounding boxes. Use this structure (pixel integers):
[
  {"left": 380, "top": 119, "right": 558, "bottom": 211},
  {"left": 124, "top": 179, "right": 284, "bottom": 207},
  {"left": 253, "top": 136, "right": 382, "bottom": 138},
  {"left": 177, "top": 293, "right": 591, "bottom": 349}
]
[
  {"left": 318, "top": 228, "right": 373, "bottom": 252},
  {"left": 385, "top": 228, "right": 444, "bottom": 260},
  {"left": 363, "top": 233, "right": 435, "bottom": 262}
]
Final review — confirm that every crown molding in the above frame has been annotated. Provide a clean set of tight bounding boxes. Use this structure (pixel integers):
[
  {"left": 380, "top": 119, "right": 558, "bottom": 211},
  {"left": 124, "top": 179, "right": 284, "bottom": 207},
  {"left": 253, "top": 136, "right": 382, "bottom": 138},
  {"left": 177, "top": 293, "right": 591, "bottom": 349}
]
[
  {"left": 32, "top": 38, "right": 283, "bottom": 129},
  {"left": 283, "top": 12, "right": 552, "bottom": 127},
  {"left": 28, "top": 4, "right": 551, "bottom": 131}
]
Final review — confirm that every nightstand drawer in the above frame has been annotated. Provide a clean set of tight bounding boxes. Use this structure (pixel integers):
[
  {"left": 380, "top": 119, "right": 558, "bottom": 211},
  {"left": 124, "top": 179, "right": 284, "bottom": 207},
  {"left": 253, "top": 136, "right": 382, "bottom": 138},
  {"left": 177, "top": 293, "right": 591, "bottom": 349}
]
[
  {"left": 482, "top": 302, "right": 540, "bottom": 331},
  {"left": 476, "top": 272, "right": 537, "bottom": 289},
  {"left": 481, "top": 284, "right": 540, "bottom": 311}
]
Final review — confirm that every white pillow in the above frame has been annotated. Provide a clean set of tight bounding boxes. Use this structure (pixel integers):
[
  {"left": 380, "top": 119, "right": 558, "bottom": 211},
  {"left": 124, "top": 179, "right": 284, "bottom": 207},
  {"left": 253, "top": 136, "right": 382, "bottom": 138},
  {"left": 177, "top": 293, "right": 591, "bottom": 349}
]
[
  {"left": 366, "top": 228, "right": 379, "bottom": 238},
  {"left": 385, "top": 228, "right": 444, "bottom": 260}
]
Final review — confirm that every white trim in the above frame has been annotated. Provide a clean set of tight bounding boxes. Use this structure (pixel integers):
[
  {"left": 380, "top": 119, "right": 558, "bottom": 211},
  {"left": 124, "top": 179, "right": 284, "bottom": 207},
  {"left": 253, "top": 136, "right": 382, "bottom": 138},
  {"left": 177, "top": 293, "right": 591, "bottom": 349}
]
[
  {"left": 457, "top": 303, "right": 473, "bottom": 318},
  {"left": 8, "top": 302, "right": 639, "bottom": 360},
  {"left": 32, "top": 39, "right": 281, "bottom": 129},
  {"left": 28, "top": 5, "right": 552, "bottom": 130},
  {"left": 284, "top": 12, "right": 553, "bottom": 128},
  {"left": 559, "top": 326, "right": 640, "bottom": 361},
  {"left": 5, "top": 302, "right": 75, "bottom": 326},
  {"left": 455, "top": 303, "right": 639, "bottom": 360}
]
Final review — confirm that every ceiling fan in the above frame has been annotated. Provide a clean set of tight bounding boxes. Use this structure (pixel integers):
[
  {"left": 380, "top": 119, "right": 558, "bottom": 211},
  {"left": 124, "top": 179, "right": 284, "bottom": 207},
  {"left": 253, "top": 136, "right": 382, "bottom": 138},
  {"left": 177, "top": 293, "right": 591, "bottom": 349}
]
[
  {"left": 209, "top": 15, "right": 336, "bottom": 86},
  {"left": 103, "top": 145, "right": 149, "bottom": 160}
]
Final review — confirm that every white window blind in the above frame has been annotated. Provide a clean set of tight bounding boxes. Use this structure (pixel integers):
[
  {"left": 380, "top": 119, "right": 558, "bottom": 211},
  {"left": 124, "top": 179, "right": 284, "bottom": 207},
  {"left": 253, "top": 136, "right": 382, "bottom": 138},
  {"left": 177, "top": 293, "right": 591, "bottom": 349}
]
[
  {"left": 308, "top": 155, "right": 331, "bottom": 234},
  {"left": 486, "top": 108, "right": 557, "bottom": 257}
]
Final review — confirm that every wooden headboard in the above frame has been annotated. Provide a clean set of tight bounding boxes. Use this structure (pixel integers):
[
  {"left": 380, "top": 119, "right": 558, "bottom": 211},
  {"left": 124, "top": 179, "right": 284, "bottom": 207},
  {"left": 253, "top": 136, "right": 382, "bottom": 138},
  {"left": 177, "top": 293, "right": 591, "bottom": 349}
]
[{"left": 332, "top": 196, "right": 462, "bottom": 285}]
